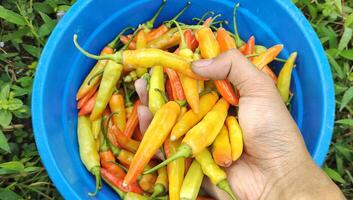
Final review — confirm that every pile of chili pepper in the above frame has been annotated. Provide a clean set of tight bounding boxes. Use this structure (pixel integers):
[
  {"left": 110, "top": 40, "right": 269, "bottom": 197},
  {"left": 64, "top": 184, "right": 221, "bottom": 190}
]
[{"left": 74, "top": 1, "right": 297, "bottom": 200}]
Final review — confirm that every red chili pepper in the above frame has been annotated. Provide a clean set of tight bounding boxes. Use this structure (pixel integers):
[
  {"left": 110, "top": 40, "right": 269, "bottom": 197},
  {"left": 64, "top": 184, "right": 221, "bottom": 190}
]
[
  {"left": 78, "top": 92, "right": 98, "bottom": 116},
  {"left": 166, "top": 79, "right": 174, "bottom": 101},
  {"left": 164, "top": 68, "right": 185, "bottom": 101},
  {"left": 110, "top": 125, "right": 140, "bottom": 153},
  {"left": 120, "top": 35, "right": 136, "bottom": 50},
  {"left": 123, "top": 100, "right": 141, "bottom": 138},
  {"left": 101, "top": 168, "right": 143, "bottom": 194},
  {"left": 244, "top": 36, "right": 255, "bottom": 58},
  {"left": 214, "top": 80, "right": 239, "bottom": 106},
  {"left": 132, "top": 126, "right": 144, "bottom": 141},
  {"left": 77, "top": 83, "right": 99, "bottom": 109}
]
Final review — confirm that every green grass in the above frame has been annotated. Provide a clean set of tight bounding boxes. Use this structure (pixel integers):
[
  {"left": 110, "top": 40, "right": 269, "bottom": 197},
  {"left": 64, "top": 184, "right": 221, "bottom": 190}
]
[{"left": 0, "top": 0, "right": 352, "bottom": 199}]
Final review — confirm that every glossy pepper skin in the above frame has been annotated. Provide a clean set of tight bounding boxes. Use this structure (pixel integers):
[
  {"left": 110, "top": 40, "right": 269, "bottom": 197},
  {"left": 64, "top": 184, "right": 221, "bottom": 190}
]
[
  {"left": 149, "top": 66, "right": 166, "bottom": 114},
  {"left": 123, "top": 100, "right": 141, "bottom": 138},
  {"left": 165, "top": 68, "right": 185, "bottom": 101},
  {"left": 123, "top": 102, "right": 180, "bottom": 186},
  {"left": 212, "top": 125, "right": 232, "bottom": 167},
  {"left": 151, "top": 166, "right": 168, "bottom": 198},
  {"left": 277, "top": 52, "right": 298, "bottom": 103},
  {"left": 195, "top": 149, "right": 237, "bottom": 200},
  {"left": 101, "top": 168, "right": 143, "bottom": 194},
  {"left": 147, "top": 28, "right": 181, "bottom": 50},
  {"left": 135, "top": 30, "right": 148, "bottom": 77},
  {"left": 90, "top": 61, "right": 123, "bottom": 120},
  {"left": 77, "top": 116, "right": 101, "bottom": 196},
  {"left": 109, "top": 125, "right": 140, "bottom": 153},
  {"left": 77, "top": 82, "right": 99, "bottom": 109},
  {"left": 196, "top": 26, "right": 220, "bottom": 59},
  {"left": 78, "top": 92, "right": 97, "bottom": 116},
  {"left": 216, "top": 28, "right": 236, "bottom": 53},
  {"left": 180, "top": 160, "right": 204, "bottom": 200},
  {"left": 170, "top": 92, "right": 219, "bottom": 141},
  {"left": 226, "top": 116, "right": 243, "bottom": 161},
  {"left": 109, "top": 94, "right": 126, "bottom": 131},
  {"left": 252, "top": 44, "right": 283, "bottom": 70}
]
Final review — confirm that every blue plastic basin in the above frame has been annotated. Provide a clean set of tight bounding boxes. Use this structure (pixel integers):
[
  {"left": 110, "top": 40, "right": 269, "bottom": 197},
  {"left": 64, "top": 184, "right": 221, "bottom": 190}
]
[{"left": 32, "top": 0, "right": 335, "bottom": 199}]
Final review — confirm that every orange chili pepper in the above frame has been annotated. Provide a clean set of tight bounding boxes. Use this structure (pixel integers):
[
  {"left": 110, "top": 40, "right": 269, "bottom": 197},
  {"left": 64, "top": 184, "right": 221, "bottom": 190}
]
[
  {"left": 109, "top": 94, "right": 126, "bottom": 132},
  {"left": 101, "top": 168, "right": 143, "bottom": 194},
  {"left": 147, "top": 28, "right": 181, "bottom": 50},
  {"left": 252, "top": 44, "right": 283, "bottom": 70},
  {"left": 146, "top": 25, "right": 169, "bottom": 42},
  {"left": 109, "top": 125, "right": 140, "bottom": 153},
  {"left": 212, "top": 125, "right": 232, "bottom": 167},
  {"left": 78, "top": 92, "right": 97, "bottom": 116},
  {"left": 77, "top": 82, "right": 99, "bottom": 109},
  {"left": 165, "top": 79, "right": 174, "bottom": 100},
  {"left": 123, "top": 101, "right": 180, "bottom": 186},
  {"left": 164, "top": 68, "right": 185, "bottom": 101},
  {"left": 132, "top": 127, "right": 143, "bottom": 141},
  {"left": 123, "top": 100, "right": 141, "bottom": 138},
  {"left": 244, "top": 36, "right": 255, "bottom": 58},
  {"left": 196, "top": 26, "right": 220, "bottom": 59},
  {"left": 216, "top": 28, "right": 236, "bottom": 53}
]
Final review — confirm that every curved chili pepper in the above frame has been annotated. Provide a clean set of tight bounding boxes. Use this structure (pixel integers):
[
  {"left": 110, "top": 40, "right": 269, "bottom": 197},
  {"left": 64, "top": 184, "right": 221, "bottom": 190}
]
[
  {"left": 77, "top": 82, "right": 99, "bottom": 109},
  {"left": 180, "top": 160, "right": 204, "bottom": 200},
  {"left": 123, "top": 100, "right": 141, "bottom": 138},
  {"left": 109, "top": 124, "right": 140, "bottom": 153},
  {"left": 251, "top": 44, "right": 283, "bottom": 70},
  {"left": 216, "top": 28, "right": 236, "bottom": 53},
  {"left": 109, "top": 94, "right": 126, "bottom": 131},
  {"left": 144, "top": 98, "right": 229, "bottom": 174},
  {"left": 277, "top": 52, "right": 297, "bottom": 103},
  {"left": 195, "top": 149, "right": 237, "bottom": 200},
  {"left": 147, "top": 28, "right": 181, "bottom": 50},
  {"left": 226, "top": 116, "right": 243, "bottom": 161},
  {"left": 101, "top": 168, "right": 143, "bottom": 194},
  {"left": 151, "top": 166, "right": 168, "bottom": 198},
  {"left": 90, "top": 61, "right": 123, "bottom": 120},
  {"left": 149, "top": 66, "right": 166, "bottom": 114},
  {"left": 164, "top": 67, "right": 185, "bottom": 101},
  {"left": 212, "top": 125, "right": 232, "bottom": 167},
  {"left": 170, "top": 92, "right": 219, "bottom": 141},
  {"left": 123, "top": 101, "right": 180, "bottom": 186},
  {"left": 77, "top": 116, "right": 101, "bottom": 196},
  {"left": 78, "top": 92, "right": 97, "bottom": 116}
]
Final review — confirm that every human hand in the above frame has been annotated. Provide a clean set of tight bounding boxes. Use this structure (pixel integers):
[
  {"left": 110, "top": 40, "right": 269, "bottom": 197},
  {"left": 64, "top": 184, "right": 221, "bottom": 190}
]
[{"left": 192, "top": 49, "right": 344, "bottom": 200}]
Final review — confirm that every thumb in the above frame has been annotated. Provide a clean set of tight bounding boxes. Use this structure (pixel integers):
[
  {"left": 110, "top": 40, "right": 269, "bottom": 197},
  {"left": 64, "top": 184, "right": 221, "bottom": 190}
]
[{"left": 192, "top": 49, "right": 277, "bottom": 98}]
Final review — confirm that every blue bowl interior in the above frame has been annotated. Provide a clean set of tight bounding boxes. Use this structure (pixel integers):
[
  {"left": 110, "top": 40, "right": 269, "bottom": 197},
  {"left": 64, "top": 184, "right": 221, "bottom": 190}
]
[{"left": 32, "top": 0, "right": 335, "bottom": 199}]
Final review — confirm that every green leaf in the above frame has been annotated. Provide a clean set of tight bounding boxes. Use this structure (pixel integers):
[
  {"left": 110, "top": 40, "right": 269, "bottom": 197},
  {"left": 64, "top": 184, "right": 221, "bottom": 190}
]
[
  {"left": 24, "top": 166, "right": 41, "bottom": 173},
  {"left": 39, "top": 12, "right": 53, "bottom": 24},
  {"left": 38, "top": 21, "right": 56, "bottom": 37},
  {"left": 334, "top": 0, "right": 342, "bottom": 14},
  {"left": 0, "top": 84, "right": 10, "bottom": 101},
  {"left": 0, "top": 161, "right": 25, "bottom": 175},
  {"left": 323, "top": 166, "right": 346, "bottom": 184},
  {"left": 335, "top": 84, "right": 347, "bottom": 95},
  {"left": 339, "top": 86, "right": 353, "bottom": 111},
  {"left": 8, "top": 98, "right": 23, "bottom": 111},
  {"left": 2, "top": 28, "right": 30, "bottom": 42},
  {"left": 0, "top": 6, "right": 26, "bottom": 26},
  {"left": 338, "top": 27, "right": 352, "bottom": 50},
  {"left": 33, "top": 2, "right": 54, "bottom": 14},
  {"left": 336, "top": 119, "right": 353, "bottom": 126},
  {"left": 335, "top": 143, "right": 353, "bottom": 160},
  {"left": 0, "top": 130, "right": 10, "bottom": 153},
  {"left": 345, "top": 12, "right": 353, "bottom": 27},
  {"left": 340, "top": 49, "right": 353, "bottom": 61},
  {"left": 0, "top": 188, "right": 22, "bottom": 200},
  {"left": 327, "top": 53, "right": 344, "bottom": 79},
  {"left": 22, "top": 44, "right": 41, "bottom": 58},
  {"left": 12, "top": 105, "right": 30, "bottom": 119},
  {"left": 0, "top": 110, "right": 12, "bottom": 128}
]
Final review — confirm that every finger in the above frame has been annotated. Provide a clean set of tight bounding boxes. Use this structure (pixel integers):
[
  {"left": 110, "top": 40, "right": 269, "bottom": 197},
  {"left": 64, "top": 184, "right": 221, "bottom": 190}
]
[
  {"left": 192, "top": 49, "right": 278, "bottom": 98},
  {"left": 137, "top": 105, "right": 153, "bottom": 134},
  {"left": 134, "top": 78, "right": 148, "bottom": 105}
]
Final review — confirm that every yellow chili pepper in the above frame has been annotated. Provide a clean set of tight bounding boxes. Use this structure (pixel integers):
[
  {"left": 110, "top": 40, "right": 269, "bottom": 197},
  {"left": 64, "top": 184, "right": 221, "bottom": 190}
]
[
  {"left": 149, "top": 66, "right": 165, "bottom": 114},
  {"left": 135, "top": 30, "right": 148, "bottom": 77},
  {"left": 109, "top": 93, "right": 126, "bottom": 131},
  {"left": 226, "top": 116, "right": 243, "bottom": 161},
  {"left": 147, "top": 28, "right": 181, "bottom": 50},
  {"left": 170, "top": 92, "right": 218, "bottom": 141},
  {"left": 144, "top": 98, "right": 229, "bottom": 174},
  {"left": 180, "top": 160, "right": 204, "bottom": 200},
  {"left": 151, "top": 166, "right": 168, "bottom": 198},
  {"left": 277, "top": 52, "right": 298, "bottom": 103},
  {"left": 196, "top": 26, "right": 220, "bottom": 59},
  {"left": 123, "top": 101, "right": 180, "bottom": 186},
  {"left": 212, "top": 125, "right": 232, "bottom": 167},
  {"left": 91, "top": 118, "right": 101, "bottom": 139},
  {"left": 195, "top": 149, "right": 237, "bottom": 200}
]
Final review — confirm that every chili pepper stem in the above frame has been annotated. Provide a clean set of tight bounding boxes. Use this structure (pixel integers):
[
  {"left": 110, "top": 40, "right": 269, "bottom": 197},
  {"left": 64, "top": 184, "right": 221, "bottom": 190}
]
[
  {"left": 232, "top": 3, "right": 244, "bottom": 47},
  {"left": 107, "top": 26, "right": 135, "bottom": 49},
  {"left": 150, "top": 184, "right": 165, "bottom": 199},
  {"left": 164, "top": 1, "right": 191, "bottom": 28},
  {"left": 217, "top": 179, "right": 238, "bottom": 200},
  {"left": 145, "top": 0, "right": 167, "bottom": 30},
  {"left": 73, "top": 34, "right": 122, "bottom": 63},
  {"left": 88, "top": 166, "right": 102, "bottom": 196},
  {"left": 194, "top": 11, "right": 215, "bottom": 25},
  {"left": 143, "top": 144, "right": 192, "bottom": 174}
]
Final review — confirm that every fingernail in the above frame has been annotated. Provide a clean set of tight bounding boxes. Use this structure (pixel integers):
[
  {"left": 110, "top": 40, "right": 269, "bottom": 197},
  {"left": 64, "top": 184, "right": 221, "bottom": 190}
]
[{"left": 192, "top": 59, "right": 213, "bottom": 68}]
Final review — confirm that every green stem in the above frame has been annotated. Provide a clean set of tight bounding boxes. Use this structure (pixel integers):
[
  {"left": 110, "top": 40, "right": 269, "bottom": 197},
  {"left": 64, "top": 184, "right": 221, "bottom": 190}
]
[
  {"left": 87, "top": 70, "right": 104, "bottom": 86},
  {"left": 150, "top": 184, "right": 166, "bottom": 199},
  {"left": 122, "top": 28, "right": 140, "bottom": 50},
  {"left": 123, "top": 81, "right": 133, "bottom": 107},
  {"left": 73, "top": 34, "right": 122, "bottom": 62},
  {"left": 233, "top": 3, "right": 244, "bottom": 47},
  {"left": 217, "top": 179, "right": 238, "bottom": 200},
  {"left": 194, "top": 11, "right": 215, "bottom": 25},
  {"left": 170, "top": 20, "right": 187, "bottom": 49},
  {"left": 209, "top": 14, "right": 222, "bottom": 25},
  {"left": 154, "top": 88, "right": 168, "bottom": 103},
  {"left": 275, "top": 57, "right": 288, "bottom": 62},
  {"left": 108, "top": 26, "right": 135, "bottom": 49},
  {"left": 88, "top": 166, "right": 102, "bottom": 196},
  {"left": 145, "top": 0, "right": 167, "bottom": 30},
  {"left": 164, "top": 1, "right": 192, "bottom": 28},
  {"left": 143, "top": 144, "right": 192, "bottom": 174}
]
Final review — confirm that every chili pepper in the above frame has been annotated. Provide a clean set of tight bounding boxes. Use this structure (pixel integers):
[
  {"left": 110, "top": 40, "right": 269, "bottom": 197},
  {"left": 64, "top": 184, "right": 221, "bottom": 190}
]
[
  {"left": 109, "top": 124, "right": 140, "bottom": 153},
  {"left": 92, "top": 118, "right": 101, "bottom": 139},
  {"left": 78, "top": 92, "right": 97, "bottom": 116},
  {"left": 184, "top": 157, "right": 193, "bottom": 175},
  {"left": 147, "top": 28, "right": 181, "bottom": 50},
  {"left": 262, "top": 65, "right": 278, "bottom": 83},
  {"left": 196, "top": 26, "right": 220, "bottom": 59},
  {"left": 216, "top": 27, "right": 236, "bottom": 53},
  {"left": 102, "top": 176, "right": 126, "bottom": 198},
  {"left": 77, "top": 116, "right": 101, "bottom": 196},
  {"left": 132, "top": 127, "right": 143, "bottom": 141},
  {"left": 90, "top": 61, "right": 123, "bottom": 120},
  {"left": 120, "top": 35, "right": 137, "bottom": 50},
  {"left": 197, "top": 80, "right": 204, "bottom": 94},
  {"left": 277, "top": 52, "right": 298, "bottom": 103},
  {"left": 124, "top": 192, "right": 148, "bottom": 200},
  {"left": 74, "top": 37, "right": 205, "bottom": 80},
  {"left": 244, "top": 36, "right": 255, "bottom": 59},
  {"left": 76, "top": 27, "right": 134, "bottom": 100},
  {"left": 149, "top": 66, "right": 166, "bottom": 114},
  {"left": 170, "top": 92, "right": 218, "bottom": 141},
  {"left": 164, "top": 68, "right": 185, "bottom": 101},
  {"left": 165, "top": 79, "right": 174, "bottom": 100},
  {"left": 238, "top": 44, "right": 246, "bottom": 53},
  {"left": 255, "top": 45, "right": 267, "bottom": 54},
  {"left": 212, "top": 125, "right": 232, "bottom": 167},
  {"left": 180, "top": 160, "right": 204, "bottom": 200},
  {"left": 124, "top": 100, "right": 141, "bottom": 138},
  {"left": 195, "top": 149, "right": 237, "bottom": 200},
  {"left": 214, "top": 80, "right": 239, "bottom": 106},
  {"left": 123, "top": 101, "right": 180, "bottom": 186},
  {"left": 251, "top": 44, "right": 283, "bottom": 70},
  {"left": 164, "top": 138, "right": 185, "bottom": 200},
  {"left": 137, "top": 164, "right": 157, "bottom": 193},
  {"left": 151, "top": 166, "right": 168, "bottom": 198},
  {"left": 109, "top": 93, "right": 126, "bottom": 131},
  {"left": 123, "top": 82, "right": 135, "bottom": 119},
  {"left": 77, "top": 82, "right": 99, "bottom": 109},
  {"left": 196, "top": 197, "right": 215, "bottom": 200},
  {"left": 144, "top": 98, "right": 229, "bottom": 174},
  {"left": 225, "top": 116, "right": 243, "bottom": 161},
  {"left": 101, "top": 168, "right": 143, "bottom": 194},
  {"left": 135, "top": 30, "right": 149, "bottom": 78}
]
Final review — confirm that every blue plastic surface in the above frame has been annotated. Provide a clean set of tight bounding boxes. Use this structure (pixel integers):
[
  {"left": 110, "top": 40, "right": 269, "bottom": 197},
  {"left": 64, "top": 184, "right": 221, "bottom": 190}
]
[{"left": 32, "top": 0, "right": 335, "bottom": 199}]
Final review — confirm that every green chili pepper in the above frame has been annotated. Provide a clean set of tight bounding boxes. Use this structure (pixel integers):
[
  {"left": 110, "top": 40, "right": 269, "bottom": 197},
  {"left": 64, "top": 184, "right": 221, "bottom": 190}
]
[
  {"left": 149, "top": 66, "right": 165, "bottom": 115},
  {"left": 90, "top": 61, "right": 123, "bottom": 120},
  {"left": 77, "top": 116, "right": 101, "bottom": 196},
  {"left": 179, "top": 160, "right": 204, "bottom": 200},
  {"left": 277, "top": 52, "right": 298, "bottom": 103}
]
